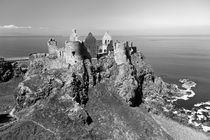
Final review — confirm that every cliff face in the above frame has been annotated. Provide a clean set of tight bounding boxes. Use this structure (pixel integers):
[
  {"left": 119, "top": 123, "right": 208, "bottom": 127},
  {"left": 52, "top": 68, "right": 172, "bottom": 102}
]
[{"left": 0, "top": 50, "right": 175, "bottom": 140}]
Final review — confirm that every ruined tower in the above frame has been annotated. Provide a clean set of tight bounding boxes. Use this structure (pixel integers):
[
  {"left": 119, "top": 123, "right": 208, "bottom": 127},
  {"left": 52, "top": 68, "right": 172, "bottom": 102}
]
[
  {"left": 84, "top": 32, "right": 97, "bottom": 58},
  {"left": 69, "top": 29, "right": 79, "bottom": 41},
  {"left": 114, "top": 41, "right": 127, "bottom": 65},
  {"left": 65, "top": 29, "right": 91, "bottom": 65},
  {"left": 48, "top": 38, "right": 59, "bottom": 57},
  {"left": 65, "top": 41, "right": 83, "bottom": 65}
]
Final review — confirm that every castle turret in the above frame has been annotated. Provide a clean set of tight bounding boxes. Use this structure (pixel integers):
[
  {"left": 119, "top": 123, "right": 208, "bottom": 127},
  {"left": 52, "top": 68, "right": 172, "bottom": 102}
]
[
  {"left": 65, "top": 41, "right": 91, "bottom": 65},
  {"left": 65, "top": 29, "right": 91, "bottom": 65},
  {"left": 47, "top": 38, "right": 60, "bottom": 58},
  {"left": 84, "top": 32, "right": 97, "bottom": 58},
  {"left": 69, "top": 29, "right": 79, "bottom": 41}
]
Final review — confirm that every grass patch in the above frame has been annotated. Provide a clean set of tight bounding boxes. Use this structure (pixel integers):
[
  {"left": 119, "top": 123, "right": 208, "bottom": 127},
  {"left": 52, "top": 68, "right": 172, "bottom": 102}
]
[{"left": 0, "top": 77, "right": 23, "bottom": 112}]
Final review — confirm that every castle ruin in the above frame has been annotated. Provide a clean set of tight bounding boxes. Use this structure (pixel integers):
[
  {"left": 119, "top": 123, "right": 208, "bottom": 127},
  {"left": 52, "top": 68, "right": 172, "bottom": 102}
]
[
  {"left": 69, "top": 29, "right": 79, "bottom": 41},
  {"left": 114, "top": 41, "right": 127, "bottom": 65},
  {"left": 28, "top": 29, "right": 136, "bottom": 71},
  {"left": 84, "top": 32, "right": 97, "bottom": 58},
  {"left": 98, "top": 32, "right": 113, "bottom": 56}
]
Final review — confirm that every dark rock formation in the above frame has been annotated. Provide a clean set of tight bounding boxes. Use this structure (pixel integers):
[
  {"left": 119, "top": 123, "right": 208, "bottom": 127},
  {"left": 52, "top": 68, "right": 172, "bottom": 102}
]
[
  {"left": 0, "top": 61, "right": 27, "bottom": 83},
  {"left": 0, "top": 61, "right": 14, "bottom": 82}
]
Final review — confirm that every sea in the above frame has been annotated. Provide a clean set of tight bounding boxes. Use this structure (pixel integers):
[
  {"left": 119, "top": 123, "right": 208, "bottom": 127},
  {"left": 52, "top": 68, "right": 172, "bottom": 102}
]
[{"left": 0, "top": 35, "right": 210, "bottom": 110}]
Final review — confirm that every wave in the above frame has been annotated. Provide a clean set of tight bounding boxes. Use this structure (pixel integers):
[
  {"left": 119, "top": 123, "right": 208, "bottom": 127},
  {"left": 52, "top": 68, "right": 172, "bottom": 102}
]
[
  {"left": 170, "top": 79, "right": 196, "bottom": 102},
  {"left": 194, "top": 101, "right": 210, "bottom": 107}
]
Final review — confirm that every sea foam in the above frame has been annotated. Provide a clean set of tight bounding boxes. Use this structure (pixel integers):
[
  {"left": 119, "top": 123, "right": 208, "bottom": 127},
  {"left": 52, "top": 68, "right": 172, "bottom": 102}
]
[
  {"left": 164, "top": 79, "right": 210, "bottom": 132},
  {"left": 171, "top": 79, "right": 196, "bottom": 101}
]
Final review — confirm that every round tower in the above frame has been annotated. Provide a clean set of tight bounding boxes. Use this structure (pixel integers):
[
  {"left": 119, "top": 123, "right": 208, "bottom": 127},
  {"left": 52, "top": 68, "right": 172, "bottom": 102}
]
[{"left": 65, "top": 41, "right": 91, "bottom": 65}]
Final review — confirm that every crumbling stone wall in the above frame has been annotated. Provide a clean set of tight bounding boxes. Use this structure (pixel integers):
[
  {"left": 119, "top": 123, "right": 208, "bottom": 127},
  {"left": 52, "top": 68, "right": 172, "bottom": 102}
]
[
  {"left": 114, "top": 42, "right": 127, "bottom": 65},
  {"left": 27, "top": 53, "right": 69, "bottom": 76},
  {"left": 48, "top": 39, "right": 58, "bottom": 56},
  {"left": 65, "top": 41, "right": 83, "bottom": 65},
  {"left": 69, "top": 29, "right": 79, "bottom": 41}
]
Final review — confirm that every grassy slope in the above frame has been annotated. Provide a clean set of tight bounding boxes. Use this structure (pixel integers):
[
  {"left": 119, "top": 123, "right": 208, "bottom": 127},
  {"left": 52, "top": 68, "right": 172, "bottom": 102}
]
[
  {"left": 0, "top": 77, "right": 23, "bottom": 113},
  {"left": 0, "top": 120, "right": 56, "bottom": 140},
  {"left": 152, "top": 114, "right": 210, "bottom": 140},
  {"left": 86, "top": 83, "right": 173, "bottom": 139}
]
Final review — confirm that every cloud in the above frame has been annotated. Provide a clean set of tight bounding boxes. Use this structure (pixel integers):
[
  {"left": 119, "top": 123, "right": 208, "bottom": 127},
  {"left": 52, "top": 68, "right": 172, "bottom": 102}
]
[
  {"left": 0, "top": 25, "right": 32, "bottom": 29},
  {"left": 39, "top": 27, "right": 49, "bottom": 30}
]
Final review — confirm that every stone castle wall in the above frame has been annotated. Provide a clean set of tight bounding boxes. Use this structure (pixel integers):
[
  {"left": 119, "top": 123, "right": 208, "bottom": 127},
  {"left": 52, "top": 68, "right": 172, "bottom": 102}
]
[
  {"left": 28, "top": 30, "right": 136, "bottom": 72},
  {"left": 114, "top": 42, "right": 127, "bottom": 65},
  {"left": 27, "top": 53, "right": 69, "bottom": 75},
  {"left": 65, "top": 41, "right": 83, "bottom": 65},
  {"left": 48, "top": 39, "right": 58, "bottom": 56}
]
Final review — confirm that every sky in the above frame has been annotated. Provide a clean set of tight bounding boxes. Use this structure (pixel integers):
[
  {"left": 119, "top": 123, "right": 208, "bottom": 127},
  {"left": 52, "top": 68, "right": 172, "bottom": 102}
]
[{"left": 0, "top": 0, "right": 210, "bottom": 36}]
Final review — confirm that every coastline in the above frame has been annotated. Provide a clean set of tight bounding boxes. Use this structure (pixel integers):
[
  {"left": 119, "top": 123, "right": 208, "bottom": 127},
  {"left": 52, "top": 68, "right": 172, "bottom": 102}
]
[{"left": 0, "top": 34, "right": 210, "bottom": 139}]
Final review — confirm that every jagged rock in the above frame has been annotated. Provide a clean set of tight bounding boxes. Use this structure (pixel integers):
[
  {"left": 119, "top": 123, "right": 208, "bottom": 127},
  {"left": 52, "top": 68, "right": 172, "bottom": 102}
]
[{"left": 115, "top": 64, "right": 138, "bottom": 105}]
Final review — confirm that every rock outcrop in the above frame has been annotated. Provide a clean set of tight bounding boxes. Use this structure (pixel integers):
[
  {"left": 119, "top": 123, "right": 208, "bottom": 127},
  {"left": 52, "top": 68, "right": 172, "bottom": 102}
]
[
  {"left": 0, "top": 61, "right": 14, "bottom": 82},
  {"left": 0, "top": 61, "right": 27, "bottom": 83},
  {"left": 0, "top": 46, "right": 177, "bottom": 140}
]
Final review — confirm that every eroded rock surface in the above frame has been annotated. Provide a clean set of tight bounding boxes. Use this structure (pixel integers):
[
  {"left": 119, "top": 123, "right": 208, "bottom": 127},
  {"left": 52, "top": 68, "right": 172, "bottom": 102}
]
[{"left": 0, "top": 50, "right": 174, "bottom": 140}]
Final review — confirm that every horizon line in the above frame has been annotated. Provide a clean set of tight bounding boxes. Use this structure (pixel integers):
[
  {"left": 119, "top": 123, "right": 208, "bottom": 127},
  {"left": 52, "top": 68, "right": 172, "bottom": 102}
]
[{"left": 1, "top": 34, "right": 210, "bottom": 37}]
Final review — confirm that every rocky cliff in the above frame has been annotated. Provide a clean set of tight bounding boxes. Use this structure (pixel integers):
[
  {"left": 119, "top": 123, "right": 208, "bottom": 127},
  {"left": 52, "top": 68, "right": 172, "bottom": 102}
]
[{"left": 0, "top": 48, "right": 204, "bottom": 139}]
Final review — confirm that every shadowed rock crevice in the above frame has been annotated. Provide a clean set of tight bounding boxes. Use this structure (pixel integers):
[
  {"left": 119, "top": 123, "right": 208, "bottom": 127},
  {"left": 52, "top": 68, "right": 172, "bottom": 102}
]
[
  {"left": 129, "top": 73, "right": 145, "bottom": 107},
  {"left": 70, "top": 71, "right": 89, "bottom": 105},
  {"left": 85, "top": 112, "right": 93, "bottom": 125}
]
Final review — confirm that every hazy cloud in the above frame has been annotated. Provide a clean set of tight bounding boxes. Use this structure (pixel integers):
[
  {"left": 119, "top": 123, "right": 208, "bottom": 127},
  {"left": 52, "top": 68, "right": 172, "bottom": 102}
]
[
  {"left": 0, "top": 25, "right": 32, "bottom": 29},
  {"left": 39, "top": 27, "right": 49, "bottom": 30}
]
